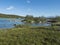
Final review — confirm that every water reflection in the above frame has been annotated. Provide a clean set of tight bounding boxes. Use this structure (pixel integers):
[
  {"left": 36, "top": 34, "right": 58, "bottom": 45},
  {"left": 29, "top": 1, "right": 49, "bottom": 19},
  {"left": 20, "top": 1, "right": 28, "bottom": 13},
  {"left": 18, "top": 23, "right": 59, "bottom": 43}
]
[
  {"left": 0, "top": 18, "right": 23, "bottom": 28},
  {"left": 0, "top": 18, "right": 50, "bottom": 28}
]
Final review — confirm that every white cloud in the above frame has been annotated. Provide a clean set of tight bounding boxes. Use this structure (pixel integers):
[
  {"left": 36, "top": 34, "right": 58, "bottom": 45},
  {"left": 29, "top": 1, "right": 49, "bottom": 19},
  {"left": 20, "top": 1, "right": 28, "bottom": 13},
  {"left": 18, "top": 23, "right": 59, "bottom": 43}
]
[
  {"left": 6, "top": 6, "right": 14, "bottom": 10},
  {"left": 26, "top": 0, "right": 31, "bottom": 4}
]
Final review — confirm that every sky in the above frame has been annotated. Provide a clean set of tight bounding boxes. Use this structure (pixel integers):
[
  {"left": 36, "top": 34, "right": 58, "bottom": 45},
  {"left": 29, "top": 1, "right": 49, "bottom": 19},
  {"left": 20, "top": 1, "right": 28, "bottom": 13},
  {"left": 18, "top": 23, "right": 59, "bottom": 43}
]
[{"left": 0, "top": 0, "right": 60, "bottom": 17}]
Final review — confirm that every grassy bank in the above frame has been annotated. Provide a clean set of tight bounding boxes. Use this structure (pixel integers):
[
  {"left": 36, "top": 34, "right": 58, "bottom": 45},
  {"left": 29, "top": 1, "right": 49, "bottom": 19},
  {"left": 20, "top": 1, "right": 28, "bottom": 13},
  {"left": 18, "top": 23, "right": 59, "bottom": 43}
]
[{"left": 0, "top": 27, "right": 60, "bottom": 45}]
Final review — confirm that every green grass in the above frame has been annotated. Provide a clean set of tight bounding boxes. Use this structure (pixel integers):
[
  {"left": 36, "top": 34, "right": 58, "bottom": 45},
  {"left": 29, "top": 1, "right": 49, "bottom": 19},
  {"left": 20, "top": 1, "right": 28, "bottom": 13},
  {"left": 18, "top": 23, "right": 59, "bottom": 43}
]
[{"left": 0, "top": 27, "right": 60, "bottom": 45}]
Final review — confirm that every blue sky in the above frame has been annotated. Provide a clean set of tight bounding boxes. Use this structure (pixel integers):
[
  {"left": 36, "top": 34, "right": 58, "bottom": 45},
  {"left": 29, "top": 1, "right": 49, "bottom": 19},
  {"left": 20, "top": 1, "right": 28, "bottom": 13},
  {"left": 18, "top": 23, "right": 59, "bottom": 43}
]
[{"left": 0, "top": 0, "right": 60, "bottom": 17}]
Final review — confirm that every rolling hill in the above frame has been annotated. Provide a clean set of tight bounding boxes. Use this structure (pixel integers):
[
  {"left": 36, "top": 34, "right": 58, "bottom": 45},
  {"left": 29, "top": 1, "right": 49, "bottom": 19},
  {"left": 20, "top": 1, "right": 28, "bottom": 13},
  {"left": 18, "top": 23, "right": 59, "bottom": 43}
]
[{"left": 0, "top": 13, "right": 23, "bottom": 18}]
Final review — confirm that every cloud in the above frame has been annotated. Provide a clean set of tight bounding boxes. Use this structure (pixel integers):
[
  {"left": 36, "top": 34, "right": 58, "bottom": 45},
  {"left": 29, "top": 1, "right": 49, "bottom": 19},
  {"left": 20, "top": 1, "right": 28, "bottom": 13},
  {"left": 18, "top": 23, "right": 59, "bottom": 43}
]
[
  {"left": 26, "top": 0, "right": 31, "bottom": 4},
  {"left": 6, "top": 6, "right": 14, "bottom": 10}
]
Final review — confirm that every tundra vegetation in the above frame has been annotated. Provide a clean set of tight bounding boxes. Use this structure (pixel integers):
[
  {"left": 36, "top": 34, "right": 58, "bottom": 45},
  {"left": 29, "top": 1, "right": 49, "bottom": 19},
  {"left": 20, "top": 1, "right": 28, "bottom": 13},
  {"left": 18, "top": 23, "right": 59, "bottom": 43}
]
[{"left": 0, "top": 14, "right": 60, "bottom": 45}]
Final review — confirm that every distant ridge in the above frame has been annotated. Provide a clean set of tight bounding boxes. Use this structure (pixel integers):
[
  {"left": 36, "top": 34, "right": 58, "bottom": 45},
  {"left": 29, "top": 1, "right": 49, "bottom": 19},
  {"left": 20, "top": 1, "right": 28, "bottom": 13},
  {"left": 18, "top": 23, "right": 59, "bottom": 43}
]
[{"left": 0, "top": 13, "right": 23, "bottom": 18}]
